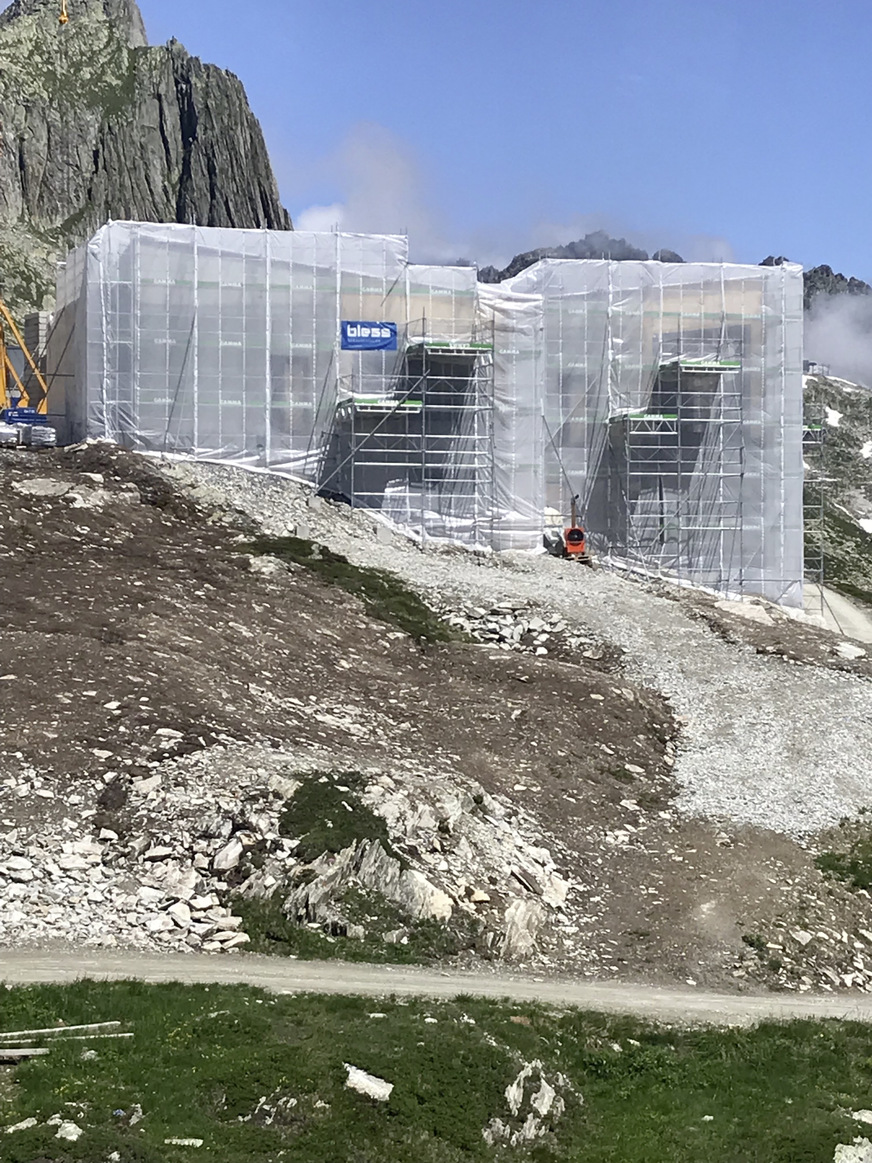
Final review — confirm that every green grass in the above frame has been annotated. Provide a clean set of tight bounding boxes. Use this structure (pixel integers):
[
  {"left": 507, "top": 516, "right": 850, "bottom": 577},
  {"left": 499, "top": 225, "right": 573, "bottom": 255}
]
[
  {"left": 243, "top": 534, "right": 456, "bottom": 643},
  {"left": 277, "top": 772, "right": 395, "bottom": 864},
  {"left": 811, "top": 503, "right": 872, "bottom": 609},
  {"left": 2, "top": 982, "right": 872, "bottom": 1161},
  {"left": 816, "top": 812, "right": 872, "bottom": 890},
  {"left": 233, "top": 889, "right": 483, "bottom": 966}
]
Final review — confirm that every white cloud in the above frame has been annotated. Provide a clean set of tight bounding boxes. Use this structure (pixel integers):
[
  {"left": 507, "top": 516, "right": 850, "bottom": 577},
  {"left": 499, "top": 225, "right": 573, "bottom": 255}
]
[
  {"left": 293, "top": 123, "right": 466, "bottom": 263},
  {"left": 291, "top": 122, "right": 740, "bottom": 273},
  {"left": 294, "top": 203, "right": 346, "bottom": 232},
  {"left": 806, "top": 293, "right": 872, "bottom": 389}
]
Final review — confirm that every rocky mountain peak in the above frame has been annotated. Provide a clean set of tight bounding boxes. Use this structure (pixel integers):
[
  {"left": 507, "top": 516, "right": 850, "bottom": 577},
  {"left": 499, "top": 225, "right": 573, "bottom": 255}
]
[
  {"left": 0, "top": 0, "right": 289, "bottom": 314},
  {"left": 0, "top": 0, "right": 147, "bottom": 45}
]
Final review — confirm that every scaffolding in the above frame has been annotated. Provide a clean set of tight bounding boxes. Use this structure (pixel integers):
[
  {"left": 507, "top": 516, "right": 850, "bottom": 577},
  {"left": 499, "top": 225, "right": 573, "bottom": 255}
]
[
  {"left": 51, "top": 225, "right": 805, "bottom": 603},
  {"left": 505, "top": 259, "right": 805, "bottom": 605},
  {"left": 802, "top": 401, "right": 827, "bottom": 605},
  {"left": 607, "top": 359, "right": 745, "bottom": 591},
  {"left": 319, "top": 316, "right": 495, "bottom": 544}
]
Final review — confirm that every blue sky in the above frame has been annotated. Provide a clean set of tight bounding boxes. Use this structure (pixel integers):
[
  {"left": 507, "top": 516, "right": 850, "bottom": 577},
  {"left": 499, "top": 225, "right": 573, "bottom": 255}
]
[{"left": 137, "top": 0, "right": 871, "bottom": 278}]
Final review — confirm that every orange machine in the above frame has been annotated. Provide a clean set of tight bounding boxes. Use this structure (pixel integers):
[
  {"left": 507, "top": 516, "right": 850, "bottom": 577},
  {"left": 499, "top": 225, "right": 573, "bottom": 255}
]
[
  {"left": 564, "top": 496, "right": 592, "bottom": 564},
  {"left": 564, "top": 525, "right": 587, "bottom": 557}
]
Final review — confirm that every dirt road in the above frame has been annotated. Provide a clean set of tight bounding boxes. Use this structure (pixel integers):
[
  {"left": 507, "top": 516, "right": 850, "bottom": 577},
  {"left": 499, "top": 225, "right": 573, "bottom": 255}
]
[{"left": 3, "top": 951, "right": 872, "bottom": 1027}]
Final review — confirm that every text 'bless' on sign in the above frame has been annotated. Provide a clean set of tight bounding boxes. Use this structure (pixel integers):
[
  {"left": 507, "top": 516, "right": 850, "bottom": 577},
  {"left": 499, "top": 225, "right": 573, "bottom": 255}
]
[{"left": 341, "top": 321, "right": 398, "bottom": 351}]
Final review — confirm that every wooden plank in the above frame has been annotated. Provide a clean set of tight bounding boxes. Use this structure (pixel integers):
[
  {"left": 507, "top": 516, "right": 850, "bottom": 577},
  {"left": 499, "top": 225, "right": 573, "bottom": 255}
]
[{"left": 0, "top": 1021, "right": 121, "bottom": 1040}]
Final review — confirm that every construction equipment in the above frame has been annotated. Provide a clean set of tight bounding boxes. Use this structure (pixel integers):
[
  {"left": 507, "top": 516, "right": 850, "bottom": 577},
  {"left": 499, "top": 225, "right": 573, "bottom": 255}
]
[
  {"left": 0, "top": 299, "right": 56, "bottom": 447},
  {"left": 563, "top": 495, "right": 593, "bottom": 565},
  {"left": 59, "top": 0, "right": 69, "bottom": 25}
]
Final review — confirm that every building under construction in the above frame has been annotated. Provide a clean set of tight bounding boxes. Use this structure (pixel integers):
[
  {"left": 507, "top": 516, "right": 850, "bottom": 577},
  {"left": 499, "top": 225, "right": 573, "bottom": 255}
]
[{"left": 48, "top": 223, "right": 804, "bottom": 605}]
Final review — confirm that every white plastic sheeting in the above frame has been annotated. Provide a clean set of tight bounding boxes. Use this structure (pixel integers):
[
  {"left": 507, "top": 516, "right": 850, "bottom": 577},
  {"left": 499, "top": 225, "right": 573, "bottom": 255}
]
[
  {"left": 56, "top": 223, "right": 407, "bottom": 477},
  {"left": 505, "top": 259, "right": 804, "bottom": 605},
  {"left": 476, "top": 282, "right": 544, "bottom": 550},
  {"left": 53, "top": 224, "right": 804, "bottom": 602}
]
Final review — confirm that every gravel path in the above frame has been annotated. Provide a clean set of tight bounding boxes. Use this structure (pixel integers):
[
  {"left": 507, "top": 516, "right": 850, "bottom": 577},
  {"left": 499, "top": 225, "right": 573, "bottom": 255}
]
[
  {"left": 3, "top": 949, "right": 872, "bottom": 1027},
  {"left": 162, "top": 460, "right": 872, "bottom": 837}
]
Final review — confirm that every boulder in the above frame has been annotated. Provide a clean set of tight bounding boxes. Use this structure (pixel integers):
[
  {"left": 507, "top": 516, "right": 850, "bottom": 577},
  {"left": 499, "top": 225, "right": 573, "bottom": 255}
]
[
  {"left": 835, "top": 1140, "right": 872, "bottom": 1163},
  {"left": 501, "top": 898, "right": 545, "bottom": 960},
  {"left": 55, "top": 1122, "right": 83, "bottom": 1142},
  {"left": 10, "top": 479, "right": 70, "bottom": 498},
  {"left": 715, "top": 600, "right": 775, "bottom": 626},
  {"left": 344, "top": 1064, "right": 393, "bottom": 1102},
  {"left": 212, "top": 838, "right": 244, "bottom": 873},
  {"left": 167, "top": 901, "right": 192, "bottom": 928}
]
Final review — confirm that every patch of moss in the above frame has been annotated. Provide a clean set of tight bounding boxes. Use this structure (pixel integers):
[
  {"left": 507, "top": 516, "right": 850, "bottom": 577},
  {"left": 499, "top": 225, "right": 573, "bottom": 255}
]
[
  {"left": 243, "top": 534, "right": 457, "bottom": 643},
  {"left": 278, "top": 772, "right": 399, "bottom": 864},
  {"left": 742, "top": 933, "right": 768, "bottom": 955},
  {"left": 816, "top": 847, "right": 872, "bottom": 891}
]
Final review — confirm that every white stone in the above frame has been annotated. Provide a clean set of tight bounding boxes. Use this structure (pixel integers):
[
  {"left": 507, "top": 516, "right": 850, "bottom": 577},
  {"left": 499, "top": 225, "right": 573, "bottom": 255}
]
[
  {"left": 502, "top": 898, "right": 545, "bottom": 960},
  {"left": 835, "top": 1139, "right": 872, "bottom": 1163},
  {"left": 58, "top": 855, "right": 89, "bottom": 871},
  {"left": 541, "top": 872, "right": 569, "bottom": 909},
  {"left": 55, "top": 1121, "right": 83, "bottom": 1142},
  {"left": 268, "top": 774, "right": 300, "bottom": 800},
  {"left": 12, "top": 478, "right": 70, "bottom": 497},
  {"left": 855, "top": 1114, "right": 872, "bottom": 1126},
  {"left": 213, "top": 838, "right": 244, "bottom": 872},
  {"left": 168, "top": 902, "right": 192, "bottom": 928},
  {"left": 133, "top": 775, "right": 162, "bottom": 795},
  {"left": 344, "top": 1063, "right": 394, "bottom": 1102},
  {"left": 4, "top": 856, "right": 32, "bottom": 872},
  {"left": 4, "top": 1118, "right": 38, "bottom": 1133},
  {"left": 531, "top": 1077, "right": 556, "bottom": 1117},
  {"left": 145, "top": 915, "right": 175, "bottom": 933},
  {"left": 137, "top": 886, "right": 165, "bottom": 904},
  {"left": 212, "top": 915, "right": 244, "bottom": 931},
  {"left": 144, "top": 846, "right": 174, "bottom": 862},
  {"left": 715, "top": 599, "right": 774, "bottom": 626},
  {"left": 836, "top": 642, "right": 867, "bottom": 661}
]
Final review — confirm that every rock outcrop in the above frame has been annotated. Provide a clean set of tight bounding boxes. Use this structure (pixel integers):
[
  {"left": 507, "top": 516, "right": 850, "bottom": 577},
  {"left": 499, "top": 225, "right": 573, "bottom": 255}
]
[
  {"left": 478, "top": 230, "right": 683, "bottom": 284},
  {"left": 0, "top": 0, "right": 291, "bottom": 313}
]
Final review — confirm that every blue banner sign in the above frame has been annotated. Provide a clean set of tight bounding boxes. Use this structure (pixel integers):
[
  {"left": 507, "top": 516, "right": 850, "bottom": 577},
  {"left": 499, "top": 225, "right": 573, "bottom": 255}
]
[
  {"left": 341, "top": 321, "right": 398, "bottom": 352},
  {"left": 3, "top": 407, "right": 47, "bottom": 425}
]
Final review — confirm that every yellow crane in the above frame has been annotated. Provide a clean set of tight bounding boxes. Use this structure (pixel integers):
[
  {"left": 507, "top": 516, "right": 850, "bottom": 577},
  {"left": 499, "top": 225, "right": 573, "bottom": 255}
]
[
  {"left": 0, "top": 301, "right": 51, "bottom": 416},
  {"left": 0, "top": 3, "right": 66, "bottom": 422}
]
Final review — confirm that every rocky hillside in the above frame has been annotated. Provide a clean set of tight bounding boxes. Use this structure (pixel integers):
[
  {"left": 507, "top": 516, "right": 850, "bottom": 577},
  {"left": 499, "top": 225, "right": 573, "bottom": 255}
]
[
  {"left": 804, "top": 372, "right": 872, "bottom": 607},
  {"left": 0, "top": 0, "right": 290, "bottom": 314},
  {"left": 5, "top": 443, "right": 872, "bottom": 999}
]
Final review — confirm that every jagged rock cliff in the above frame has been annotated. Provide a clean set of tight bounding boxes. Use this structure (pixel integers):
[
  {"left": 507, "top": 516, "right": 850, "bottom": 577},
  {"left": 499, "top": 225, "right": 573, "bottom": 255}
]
[
  {"left": 0, "top": 0, "right": 291, "bottom": 314},
  {"left": 478, "top": 231, "right": 684, "bottom": 284}
]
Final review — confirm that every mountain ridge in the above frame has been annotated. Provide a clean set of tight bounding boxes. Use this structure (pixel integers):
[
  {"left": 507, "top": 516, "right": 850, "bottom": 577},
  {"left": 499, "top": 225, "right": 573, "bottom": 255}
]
[{"left": 0, "top": 0, "right": 291, "bottom": 314}]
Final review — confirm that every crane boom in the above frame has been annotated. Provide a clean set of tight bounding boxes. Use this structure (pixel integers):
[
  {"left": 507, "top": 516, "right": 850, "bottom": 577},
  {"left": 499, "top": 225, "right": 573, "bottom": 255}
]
[{"left": 0, "top": 301, "right": 51, "bottom": 414}]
